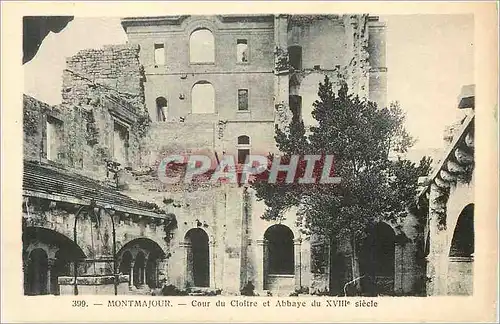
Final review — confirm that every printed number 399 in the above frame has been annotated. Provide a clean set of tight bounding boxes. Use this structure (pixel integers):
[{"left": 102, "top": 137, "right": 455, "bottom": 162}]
[{"left": 72, "top": 300, "right": 87, "bottom": 307}]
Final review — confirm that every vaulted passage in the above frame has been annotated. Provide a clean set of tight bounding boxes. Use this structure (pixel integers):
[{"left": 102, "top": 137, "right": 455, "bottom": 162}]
[
  {"left": 447, "top": 204, "right": 474, "bottom": 295},
  {"left": 23, "top": 227, "right": 86, "bottom": 296},
  {"left": 185, "top": 228, "right": 210, "bottom": 287},
  {"left": 359, "top": 223, "right": 396, "bottom": 296}
]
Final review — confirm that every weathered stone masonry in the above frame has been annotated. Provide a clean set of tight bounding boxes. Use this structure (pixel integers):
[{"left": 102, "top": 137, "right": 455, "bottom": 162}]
[{"left": 22, "top": 15, "right": 428, "bottom": 297}]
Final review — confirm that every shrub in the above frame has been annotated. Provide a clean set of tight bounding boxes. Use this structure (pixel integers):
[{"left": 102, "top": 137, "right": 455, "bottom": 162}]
[
  {"left": 240, "top": 281, "right": 256, "bottom": 296},
  {"left": 161, "top": 284, "right": 188, "bottom": 296}
]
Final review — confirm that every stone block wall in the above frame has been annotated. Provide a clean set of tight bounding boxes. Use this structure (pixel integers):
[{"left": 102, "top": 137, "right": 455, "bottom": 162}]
[{"left": 63, "top": 45, "right": 145, "bottom": 109}]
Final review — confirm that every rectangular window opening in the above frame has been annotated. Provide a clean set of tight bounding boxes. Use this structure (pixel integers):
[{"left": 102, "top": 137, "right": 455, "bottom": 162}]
[
  {"left": 46, "top": 116, "right": 63, "bottom": 161},
  {"left": 113, "top": 121, "right": 129, "bottom": 166},
  {"left": 236, "top": 39, "right": 249, "bottom": 63},
  {"left": 238, "top": 89, "right": 249, "bottom": 111},
  {"left": 238, "top": 149, "right": 250, "bottom": 165},
  {"left": 154, "top": 43, "right": 165, "bottom": 66}
]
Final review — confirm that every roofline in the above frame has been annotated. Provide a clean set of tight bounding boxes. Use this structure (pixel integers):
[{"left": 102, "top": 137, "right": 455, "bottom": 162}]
[
  {"left": 418, "top": 113, "right": 474, "bottom": 198},
  {"left": 120, "top": 15, "right": 275, "bottom": 32}
]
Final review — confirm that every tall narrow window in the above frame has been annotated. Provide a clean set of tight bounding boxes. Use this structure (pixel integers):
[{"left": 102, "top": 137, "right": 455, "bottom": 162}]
[
  {"left": 156, "top": 97, "right": 168, "bottom": 122},
  {"left": 288, "top": 45, "right": 302, "bottom": 70},
  {"left": 46, "top": 116, "right": 63, "bottom": 161},
  {"left": 191, "top": 82, "right": 215, "bottom": 114},
  {"left": 154, "top": 43, "right": 165, "bottom": 66},
  {"left": 236, "top": 39, "right": 248, "bottom": 63},
  {"left": 289, "top": 95, "right": 302, "bottom": 123},
  {"left": 190, "top": 29, "right": 215, "bottom": 63},
  {"left": 113, "top": 121, "right": 129, "bottom": 166},
  {"left": 238, "top": 89, "right": 248, "bottom": 111},
  {"left": 237, "top": 135, "right": 250, "bottom": 164}
]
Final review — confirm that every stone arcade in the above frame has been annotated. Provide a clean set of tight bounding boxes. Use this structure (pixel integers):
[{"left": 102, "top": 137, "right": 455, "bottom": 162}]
[{"left": 23, "top": 15, "right": 429, "bottom": 296}]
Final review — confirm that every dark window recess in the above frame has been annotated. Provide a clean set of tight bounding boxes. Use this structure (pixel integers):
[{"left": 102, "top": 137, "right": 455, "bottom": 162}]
[
  {"left": 237, "top": 135, "right": 250, "bottom": 145},
  {"left": 238, "top": 149, "right": 250, "bottom": 165},
  {"left": 237, "top": 39, "right": 248, "bottom": 63},
  {"left": 238, "top": 89, "right": 249, "bottom": 111},
  {"left": 289, "top": 95, "right": 302, "bottom": 123},
  {"left": 156, "top": 97, "right": 168, "bottom": 122},
  {"left": 288, "top": 45, "right": 302, "bottom": 70}
]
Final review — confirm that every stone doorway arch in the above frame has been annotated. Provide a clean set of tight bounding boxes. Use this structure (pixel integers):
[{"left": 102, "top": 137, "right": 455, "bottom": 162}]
[
  {"left": 359, "top": 222, "right": 396, "bottom": 296},
  {"left": 184, "top": 228, "right": 210, "bottom": 287}
]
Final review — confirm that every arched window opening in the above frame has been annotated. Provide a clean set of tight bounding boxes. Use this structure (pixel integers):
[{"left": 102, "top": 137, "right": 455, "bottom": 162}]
[
  {"left": 191, "top": 82, "right": 215, "bottom": 114},
  {"left": 190, "top": 29, "right": 215, "bottom": 63},
  {"left": 185, "top": 228, "right": 210, "bottom": 287},
  {"left": 264, "top": 225, "right": 294, "bottom": 275},
  {"left": 156, "top": 97, "right": 168, "bottom": 122},
  {"left": 237, "top": 135, "right": 250, "bottom": 145},
  {"left": 237, "top": 135, "right": 250, "bottom": 165},
  {"left": 450, "top": 204, "right": 474, "bottom": 258},
  {"left": 359, "top": 222, "right": 396, "bottom": 296}
]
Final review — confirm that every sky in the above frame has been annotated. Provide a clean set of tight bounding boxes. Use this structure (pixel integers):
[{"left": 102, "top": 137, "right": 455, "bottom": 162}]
[{"left": 23, "top": 15, "right": 474, "bottom": 156}]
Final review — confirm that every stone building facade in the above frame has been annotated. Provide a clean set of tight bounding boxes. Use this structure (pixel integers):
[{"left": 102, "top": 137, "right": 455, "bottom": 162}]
[{"left": 23, "top": 15, "right": 426, "bottom": 296}]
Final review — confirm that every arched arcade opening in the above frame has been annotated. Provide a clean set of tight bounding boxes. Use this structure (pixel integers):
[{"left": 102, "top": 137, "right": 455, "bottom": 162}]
[
  {"left": 447, "top": 204, "right": 474, "bottom": 295},
  {"left": 23, "top": 227, "right": 86, "bottom": 296},
  {"left": 117, "top": 238, "right": 167, "bottom": 290}
]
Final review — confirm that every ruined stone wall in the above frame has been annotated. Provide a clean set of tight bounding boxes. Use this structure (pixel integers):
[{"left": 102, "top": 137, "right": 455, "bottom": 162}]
[
  {"left": 23, "top": 94, "right": 51, "bottom": 161},
  {"left": 54, "top": 45, "right": 151, "bottom": 177},
  {"left": 63, "top": 45, "right": 145, "bottom": 109}
]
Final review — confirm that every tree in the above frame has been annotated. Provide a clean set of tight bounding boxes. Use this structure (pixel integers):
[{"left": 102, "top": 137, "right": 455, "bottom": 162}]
[{"left": 251, "top": 76, "right": 431, "bottom": 294}]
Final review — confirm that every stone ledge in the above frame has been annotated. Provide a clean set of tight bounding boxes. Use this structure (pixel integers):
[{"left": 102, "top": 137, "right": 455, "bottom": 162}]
[{"left": 58, "top": 275, "right": 129, "bottom": 285}]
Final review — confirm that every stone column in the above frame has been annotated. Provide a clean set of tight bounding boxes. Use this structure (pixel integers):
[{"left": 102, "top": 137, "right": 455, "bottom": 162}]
[
  {"left": 129, "top": 261, "right": 135, "bottom": 288},
  {"left": 294, "top": 238, "right": 302, "bottom": 289},
  {"left": 47, "top": 258, "right": 56, "bottom": 294},
  {"left": 255, "top": 239, "right": 266, "bottom": 291},
  {"left": 142, "top": 258, "right": 148, "bottom": 287}
]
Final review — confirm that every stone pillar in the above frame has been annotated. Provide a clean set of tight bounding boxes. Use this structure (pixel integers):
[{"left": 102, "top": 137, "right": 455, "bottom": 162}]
[
  {"left": 178, "top": 242, "right": 191, "bottom": 288},
  {"left": 394, "top": 243, "right": 404, "bottom": 294},
  {"left": 273, "top": 15, "right": 292, "bottom": 134},
  {"left": 23, "top": 259, "right": 29, "bottom": 294},
  {"left": 47, "top": 258, "right": 56, "bottom": 294},
  {"left": 255, "top": 239, "right": 266, "bottom": 291},
  {"left": 367, "top": 17, "right": 388, "bottom": 109},
  {"left": 209, "top": 240, "right": 216, "bottom": 289},
  {"left": 427, "top": 184, "right": 449, "bottom": 296},
  {"left": 294, "top": 238, "right": 302, "bottom": 289}
]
